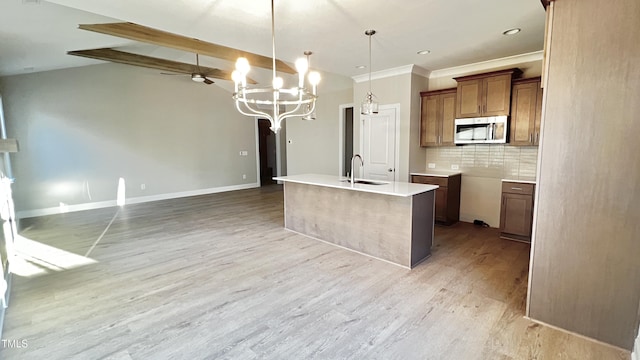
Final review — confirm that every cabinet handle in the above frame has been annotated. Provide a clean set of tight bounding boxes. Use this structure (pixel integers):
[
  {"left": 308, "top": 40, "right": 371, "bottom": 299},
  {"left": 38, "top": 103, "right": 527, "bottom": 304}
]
[
  {"left": 511, "top": 187, "right": 523, "bottom": 191},
  {"left": 529, "top": 133, "right": 533, "bottom": 143},
  {"left": 535, "top": 133, "right": 539, "bottom": 144},
  {"left": 478, "top": 105, "right": 480, "bottom": 113}
]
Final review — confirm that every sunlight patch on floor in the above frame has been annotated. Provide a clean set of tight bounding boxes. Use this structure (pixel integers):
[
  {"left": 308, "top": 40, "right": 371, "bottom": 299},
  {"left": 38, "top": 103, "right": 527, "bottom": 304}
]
[{"left": 10, "top": 235, "right": 97, "bottom": 278}]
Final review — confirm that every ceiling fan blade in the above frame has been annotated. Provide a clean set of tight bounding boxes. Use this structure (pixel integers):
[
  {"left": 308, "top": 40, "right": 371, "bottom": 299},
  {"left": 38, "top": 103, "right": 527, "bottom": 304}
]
[
  {"left": 78, "top": 22, "right": 296, "bottom": 74},
  {"left": 67, "top": 48, "right": 257, "bottom": 84}
]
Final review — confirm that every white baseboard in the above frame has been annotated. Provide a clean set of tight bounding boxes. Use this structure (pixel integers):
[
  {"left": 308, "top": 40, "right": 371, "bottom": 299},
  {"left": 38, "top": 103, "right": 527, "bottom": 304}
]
[{"left": 16, "top": 183, "right": 260, "bottom": 219}]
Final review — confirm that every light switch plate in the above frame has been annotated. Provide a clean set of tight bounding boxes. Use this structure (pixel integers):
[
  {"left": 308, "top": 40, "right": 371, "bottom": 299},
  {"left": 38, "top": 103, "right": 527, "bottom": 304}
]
[
  {"left": 451, "top": 164, "right": 459, "bottom": 170},
  {"left": 428, "top": 163, "right": 436, "bottom": 169}
]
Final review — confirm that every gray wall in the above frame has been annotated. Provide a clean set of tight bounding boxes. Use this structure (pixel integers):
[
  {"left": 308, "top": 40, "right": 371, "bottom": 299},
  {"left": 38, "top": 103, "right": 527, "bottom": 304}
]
[
  {"left": 285, "top": 71, "right": 353, "bottom": 176},
  {"left": 528, "top": 0, "right": 640, "bottom": 350},
  {"left": 0, "top": 63, "right": 259, "bottom": 216}
]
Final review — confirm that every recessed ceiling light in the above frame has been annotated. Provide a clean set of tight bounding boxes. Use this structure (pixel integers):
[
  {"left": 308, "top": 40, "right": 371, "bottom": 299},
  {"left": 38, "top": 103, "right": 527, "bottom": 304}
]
[
  {"left": 502, "top": 28, "right": 521, "bottom": 36},
  {"left": 417, "top": 50, "right": 431, "bottom": 55},
  {"left": 356, "top": 65, "right": 366, "bottom": 69}
]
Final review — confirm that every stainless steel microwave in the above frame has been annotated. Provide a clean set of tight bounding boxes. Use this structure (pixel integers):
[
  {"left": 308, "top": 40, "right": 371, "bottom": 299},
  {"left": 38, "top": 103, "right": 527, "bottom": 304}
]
[{"left": 454, "top": 116, "right": 508, "bottom": 144}]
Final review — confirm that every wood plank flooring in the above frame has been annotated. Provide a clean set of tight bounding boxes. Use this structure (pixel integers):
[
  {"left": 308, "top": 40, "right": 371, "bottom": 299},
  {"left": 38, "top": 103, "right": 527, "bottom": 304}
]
[{"left": 1, "top": 186, "right": 630, "bottom": 359}]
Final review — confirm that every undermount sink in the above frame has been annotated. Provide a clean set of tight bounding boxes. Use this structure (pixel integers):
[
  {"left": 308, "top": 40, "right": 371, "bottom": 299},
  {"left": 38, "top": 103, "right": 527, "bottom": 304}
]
[{"left": 341, "top": 179, "right": 389, "bottom": 185}]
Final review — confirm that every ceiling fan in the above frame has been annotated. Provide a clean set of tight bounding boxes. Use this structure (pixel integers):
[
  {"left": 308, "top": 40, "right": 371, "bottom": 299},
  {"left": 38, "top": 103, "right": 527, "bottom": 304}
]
[
  {"left": 162, "top": 54, "right": 215, "bottom": 85},
  {"left": 67, "top": 48, "right": 257, "bottom": 84}
]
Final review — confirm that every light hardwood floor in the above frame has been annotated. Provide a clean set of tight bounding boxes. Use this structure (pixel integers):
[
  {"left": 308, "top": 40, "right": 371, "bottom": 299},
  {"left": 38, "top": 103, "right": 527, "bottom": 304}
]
[{"left": 1, "top": 186, "right": 629, "bottom": 359}]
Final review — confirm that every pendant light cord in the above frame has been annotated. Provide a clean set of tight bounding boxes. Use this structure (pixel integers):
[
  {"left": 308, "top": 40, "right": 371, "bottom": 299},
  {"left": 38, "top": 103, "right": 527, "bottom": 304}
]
[
  {"left": 271, "top": 0, "right": 276, "bottom": 82},
  {"left": 368, "top": 32, "right": 372, "bottom": 93}
]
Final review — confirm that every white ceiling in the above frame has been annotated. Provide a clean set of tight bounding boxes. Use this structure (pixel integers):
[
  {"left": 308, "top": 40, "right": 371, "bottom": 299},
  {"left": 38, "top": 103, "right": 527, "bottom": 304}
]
[{"left": 0, "top": 0, "right": 545, "bottom": 80}]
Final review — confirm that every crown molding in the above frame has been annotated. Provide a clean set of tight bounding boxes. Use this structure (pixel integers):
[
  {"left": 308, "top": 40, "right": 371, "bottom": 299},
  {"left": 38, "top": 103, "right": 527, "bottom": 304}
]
[
  {"left": 429, "top": 51, "right": 543, "bottom": 79},
  {"left": 352, "top": 64, "right": 430, "bottom": 83}
]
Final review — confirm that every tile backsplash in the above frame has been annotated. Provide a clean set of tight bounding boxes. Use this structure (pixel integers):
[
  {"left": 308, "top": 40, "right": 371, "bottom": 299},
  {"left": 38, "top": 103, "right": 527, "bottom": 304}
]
[{"left": 425, "top": 145, "right": 538, "bottom": 180}]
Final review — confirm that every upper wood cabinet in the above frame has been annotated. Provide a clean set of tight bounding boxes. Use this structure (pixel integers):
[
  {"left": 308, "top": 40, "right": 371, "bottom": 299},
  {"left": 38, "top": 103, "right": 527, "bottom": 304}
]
[
  {"left": 510, "top": 77, "right": 543, "bottom": 145},
  {"left": 420, "top": 88, "right": 456, "bottom": 147},
  {"left": 453, "top": 68, "right": 522, "bottom": 118}
]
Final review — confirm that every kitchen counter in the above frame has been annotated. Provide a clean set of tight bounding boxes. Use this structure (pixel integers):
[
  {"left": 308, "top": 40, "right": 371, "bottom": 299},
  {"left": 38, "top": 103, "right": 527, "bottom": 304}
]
[
  {"left": 410, "top": 169, "right": 462, "bottom": 177},
  {"left": 273, "top": 174, "right": 438, "bottom": 197},
  {"left": 502, "top": 178, "right": 536, "bottom": 184},
  {"left": 274, "top": 174, "right": 437, "bottom": 269}
]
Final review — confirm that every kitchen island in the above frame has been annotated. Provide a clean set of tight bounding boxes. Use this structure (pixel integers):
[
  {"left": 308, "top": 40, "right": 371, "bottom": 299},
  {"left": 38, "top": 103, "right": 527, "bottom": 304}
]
[{"left": 273, "top": 174, "right": 439, "bottom": 269}]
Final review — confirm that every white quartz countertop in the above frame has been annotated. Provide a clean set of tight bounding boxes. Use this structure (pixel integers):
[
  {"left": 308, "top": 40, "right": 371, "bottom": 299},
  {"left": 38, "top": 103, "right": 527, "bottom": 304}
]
[
  {"left": 273, "top": 174, "right": 438, "bottom": 197},
  {"left": 502, "top": 178, "right": 537, "bottom": 184},
  {"left": 410, "top": 169, "right": 462, "bottom": 177}
]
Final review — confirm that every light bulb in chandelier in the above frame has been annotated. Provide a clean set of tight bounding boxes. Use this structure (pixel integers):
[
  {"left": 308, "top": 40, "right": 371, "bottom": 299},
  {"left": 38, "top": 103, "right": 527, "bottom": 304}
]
[
  {"left": 360, "top": 29, "right": 379, "bottom": 115},
  {"left": 273, "top": 76, "right": 284, "bottom": 89},
  {"left": 235, "top": 57, "right": 250, "bottom": 75}
]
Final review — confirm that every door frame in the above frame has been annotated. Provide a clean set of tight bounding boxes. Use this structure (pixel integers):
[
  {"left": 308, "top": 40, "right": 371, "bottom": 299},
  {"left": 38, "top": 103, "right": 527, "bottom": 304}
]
[
  {"left": 358, "top": 103, "right": 401, "bottom": 182},
  {"left": 338, "top": 103, "right": 355, "bottom": 176},
  {"left": 254, "top": 117, "right": 285, "bottom": 186}
]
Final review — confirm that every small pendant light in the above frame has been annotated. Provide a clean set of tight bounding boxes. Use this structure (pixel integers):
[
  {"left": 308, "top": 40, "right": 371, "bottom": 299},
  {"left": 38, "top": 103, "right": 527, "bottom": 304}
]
[{"left": 361, "top": 29, "right": 379, "bottom": 115}]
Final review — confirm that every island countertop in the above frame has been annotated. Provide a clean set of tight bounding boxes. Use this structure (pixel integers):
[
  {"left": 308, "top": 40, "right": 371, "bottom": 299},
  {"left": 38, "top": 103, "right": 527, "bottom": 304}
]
[{"left": 273, "top": 174, "right": 438, "bottom": 197}]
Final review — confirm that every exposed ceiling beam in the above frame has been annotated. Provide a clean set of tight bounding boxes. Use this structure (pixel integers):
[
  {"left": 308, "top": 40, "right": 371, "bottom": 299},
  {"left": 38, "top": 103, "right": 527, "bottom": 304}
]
[
  {"left": 540, "top": 0, "right": 554, "bottom": 9},
  {"left": 78, "top": 22, "right": 296, "bottom": 74},
  {"left": 67, "top": 48, "right": 257, "bottom": 84}
]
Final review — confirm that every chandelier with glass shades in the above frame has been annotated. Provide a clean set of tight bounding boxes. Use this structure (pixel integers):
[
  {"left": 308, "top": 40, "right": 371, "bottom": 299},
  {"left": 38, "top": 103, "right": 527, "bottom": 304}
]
[
  {"left": 361, "top": 29, "right": 379, "bottom": 115},
  {"left": 232, "top": 0, "right": 321, "bottom": 133}
]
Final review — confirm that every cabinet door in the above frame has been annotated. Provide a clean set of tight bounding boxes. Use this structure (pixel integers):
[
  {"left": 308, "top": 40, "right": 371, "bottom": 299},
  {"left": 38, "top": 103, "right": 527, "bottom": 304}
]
[
  {"left": 420, "top": 95, "right": 439, "bottom": 146},
  {"left": 510, "top": 81, "right": 538, "bottom": 145},
  {"left": 440, "top": 92, "right": 457, "bottom": 145},
  {"left": 434, "top": 187, "right": 448, "bottom": 223},
  {"left": 500, "top": 193, "right": 533, "bottom": 237},
  {"left": 456, "top": 80, "right": 482, "bottom": 118},
  {"left": 483, "top": 74, "right": 512, "bottom": 116},
  {"left": 534, "top": 84, "right": 543, "bottom": 145}
]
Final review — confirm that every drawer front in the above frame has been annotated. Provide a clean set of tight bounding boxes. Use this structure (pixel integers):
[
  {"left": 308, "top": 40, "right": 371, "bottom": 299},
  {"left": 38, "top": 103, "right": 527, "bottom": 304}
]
[
  {"left": 411, "top": 175, "right": 448, "bottom": 187},
  {"left": 502, "top": 182, "right": 535, "bottom": 195}
]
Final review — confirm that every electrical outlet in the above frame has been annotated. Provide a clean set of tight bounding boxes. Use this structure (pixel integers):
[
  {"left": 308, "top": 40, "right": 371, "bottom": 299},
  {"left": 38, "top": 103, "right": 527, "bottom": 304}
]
[
  {"left": 239, "top": 151, "right": 248, "bottom": 156},
  {"left": 428, "top": 163, "right": 436, "bottom": 169},
  {"left": 242, "top": 174, "right": 246, "bottom": 180},
  {"left": 451, "top": 164, "right": 459, "bottom": 170},
  {"left": 140, "top": 183, "right": 146, "bottom": 190}
]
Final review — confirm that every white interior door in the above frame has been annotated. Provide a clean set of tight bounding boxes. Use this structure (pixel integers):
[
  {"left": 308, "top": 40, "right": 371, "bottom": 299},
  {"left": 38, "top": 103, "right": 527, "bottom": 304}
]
[{"left": 361, "top": 107, "right": 397, "bottom": 181}]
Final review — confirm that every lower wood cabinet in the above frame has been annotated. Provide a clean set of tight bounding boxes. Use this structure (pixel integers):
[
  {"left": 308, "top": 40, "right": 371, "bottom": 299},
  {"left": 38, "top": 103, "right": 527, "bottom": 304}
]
[
  {"left": 500, "top": 181, "right": 535, "bottom": 242},
  {"left": 411, "top": 174, "right": 461, "bottom": 225}
]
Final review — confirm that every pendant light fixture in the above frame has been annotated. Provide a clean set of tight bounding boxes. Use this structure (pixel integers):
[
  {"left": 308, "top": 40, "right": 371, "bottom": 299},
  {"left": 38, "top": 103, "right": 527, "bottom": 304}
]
[
  {"left": 360, "top": 29, "right": 379, "bottom": 115},
  {"left": 232, "top": 0, "right": 321, "bottom": 133},
  {"left": 301, "top": 51, "right": 317, "bottom": 121}
]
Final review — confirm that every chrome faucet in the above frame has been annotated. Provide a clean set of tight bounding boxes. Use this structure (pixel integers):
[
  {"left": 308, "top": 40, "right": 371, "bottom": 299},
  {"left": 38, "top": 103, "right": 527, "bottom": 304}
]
[{"left": 350, "top": 154, "right": 363, "bottom": 184}]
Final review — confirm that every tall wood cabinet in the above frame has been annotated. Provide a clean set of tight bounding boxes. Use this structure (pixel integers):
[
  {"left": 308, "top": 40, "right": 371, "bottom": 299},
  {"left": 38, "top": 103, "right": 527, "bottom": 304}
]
[
  {"left": 411, "top": 173, "right": 461, "bottom": 225},
  {"left": 453, "top": 68, "right": 522, "bottom": 118},
  {"left": 419, "top": 88, "right": 456, "bottom": 147},
  {"left": 500, "top": 181, "right": 535, "bottom": 242},
  {"left": 510, "top": 77, "right": 543, "bottom": 145}
]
